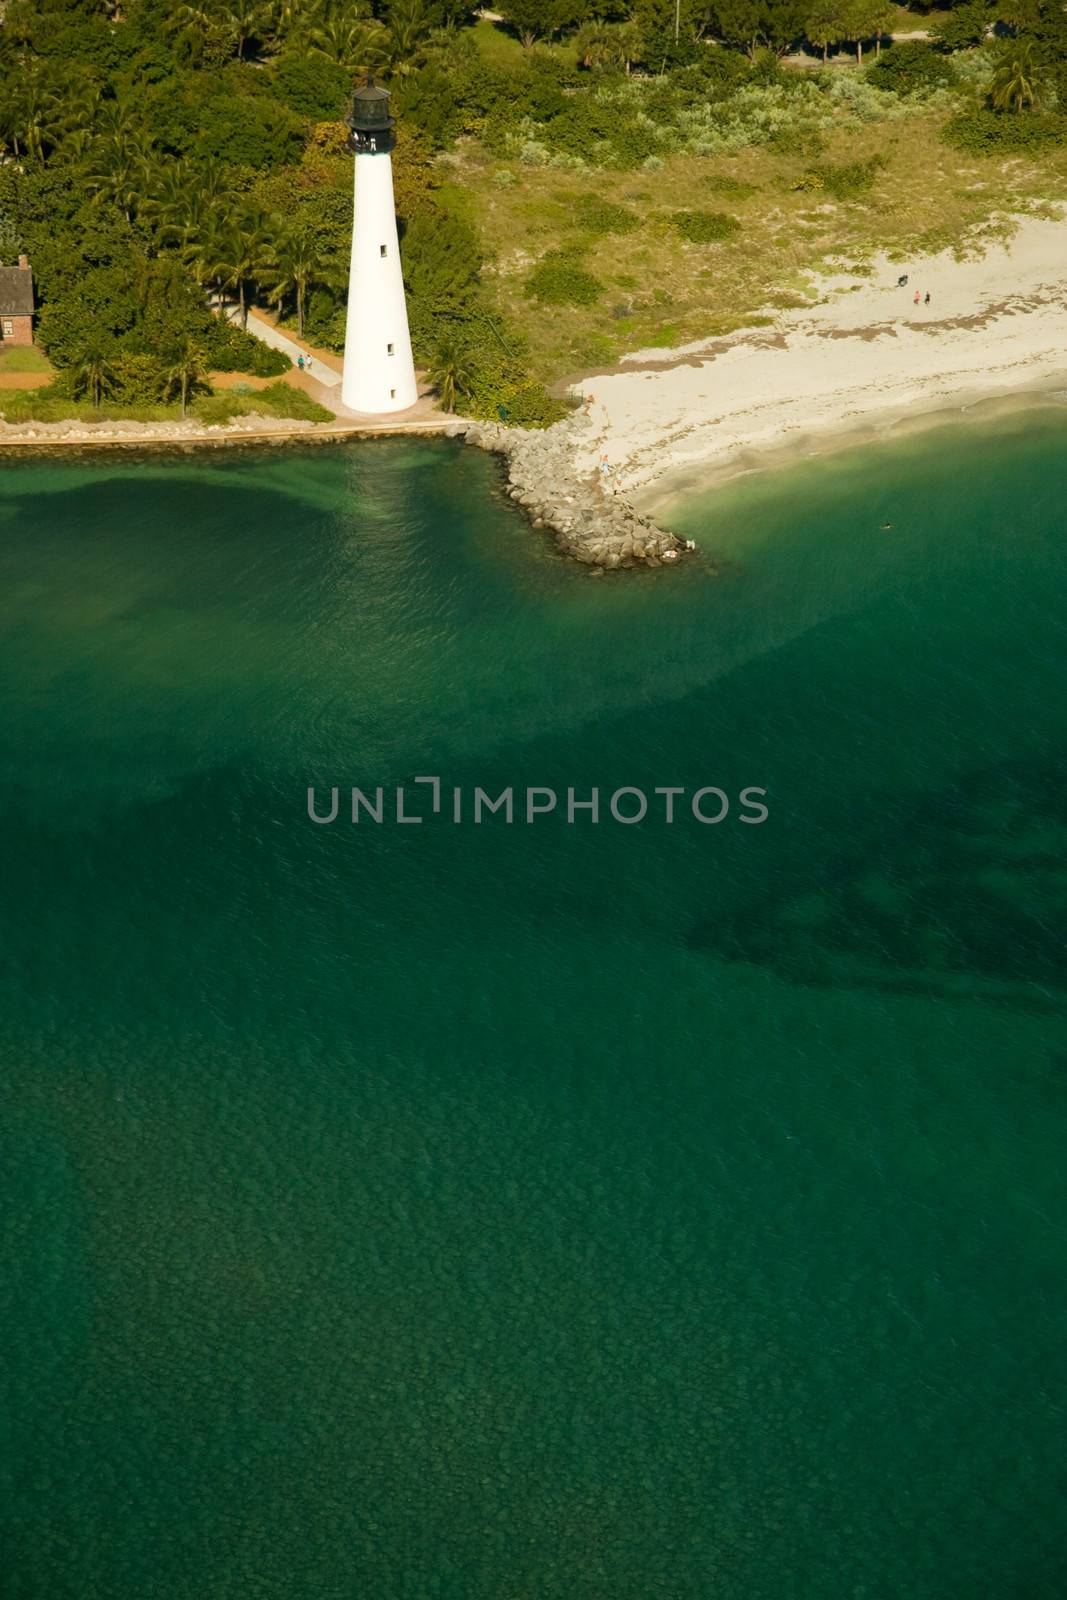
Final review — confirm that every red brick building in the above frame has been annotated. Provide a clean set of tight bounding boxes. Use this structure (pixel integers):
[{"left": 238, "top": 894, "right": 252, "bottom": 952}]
[{"left": 0, "top": 256, "right": 35, "bottom": 347}]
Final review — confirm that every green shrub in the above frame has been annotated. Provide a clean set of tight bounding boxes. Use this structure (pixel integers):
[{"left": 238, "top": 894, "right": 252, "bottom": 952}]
[
  {"left": 931, "top": 2, "right": 993, "bottom": 53},
  {"left": 201, "top": 318, "right": 290, "bottom": 375},
  {"left": 942, "top": 108, "right": 1067, "bottom": 153},
  {"left": 193, "top": 94, "right": 305, "bottom": 171},
  {"left": 500, "top": 382, "right": 570, "bottom": 428},
  {"left": 194, "top": 382, "right": 333, "bottom": 424},
  {"left": 403, "top": 208, "right": 484, "bottom": 356},
  {"left": 540, "top": 92, "right": 665, "bottom": 170},
  {"left": 562, "top": 195, "right": 640, "bottom": 236},
  {"left": 669, "top": 210, "right": 741, "bottom": 243},
  {"left": 0, "top": 384, "right": 175, "bottom": 423},
  {"left": 705, "top": 174, "right": 758, "bottom": 198},
  {"left": 109, "top": 352, "right": 169, "bottom": 404},
  {"left": 867, "top": 41, "right": 959, "bottom": 95},
  {"left": 791, "top": 157, "right": 885, "bottom": 202},
  {"left": 672, "top": 49, "right": 753, "bottom": 96},
  {"left": 36, "top": 264, "right": 140, "bottom": 366},
  {"left": 194, "top": 393, "right": 245, "bottom": 425},
  {"left": 526, "top": 252, "right": 603, "bottom": 306},
  {"left": 252, "top": 381, "right": 334, "bottom": 422},
  {"left": 271, "top": 52, "right": 350, "bottom": 120}
]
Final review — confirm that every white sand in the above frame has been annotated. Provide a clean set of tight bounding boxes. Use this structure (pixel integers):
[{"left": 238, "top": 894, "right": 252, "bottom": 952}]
[{"left": 568, "top": 212, "right": 1067, "bottom": 507}]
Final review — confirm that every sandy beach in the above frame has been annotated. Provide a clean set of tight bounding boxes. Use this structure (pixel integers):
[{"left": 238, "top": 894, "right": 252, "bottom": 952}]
[
  {"left": 568, "top": 211, "right": 1067, "bottom": 509},
  {"left": 5, "top": 210, "right": 1067, "bottom": 540}
]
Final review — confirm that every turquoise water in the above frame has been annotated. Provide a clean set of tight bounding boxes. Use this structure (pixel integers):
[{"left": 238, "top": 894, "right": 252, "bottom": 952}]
[{"left": 1, "top": 418, "right": 1065, "bottom": 1598}]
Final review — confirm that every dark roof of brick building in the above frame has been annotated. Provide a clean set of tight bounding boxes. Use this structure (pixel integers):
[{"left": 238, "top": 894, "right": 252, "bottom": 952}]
[{"left": 0, "top": 265, "right": 34, "bottom": 317}]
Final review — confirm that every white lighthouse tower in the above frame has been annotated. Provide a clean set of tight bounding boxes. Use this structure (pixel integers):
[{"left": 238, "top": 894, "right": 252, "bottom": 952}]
[{"left": 341, "top": 78, "right": 418, "bottom": 416}]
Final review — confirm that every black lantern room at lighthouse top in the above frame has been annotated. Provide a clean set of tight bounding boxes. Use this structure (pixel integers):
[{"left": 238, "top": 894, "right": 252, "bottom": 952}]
[{"left": 346, "top": 77, "right": 396, "bottom": 155}]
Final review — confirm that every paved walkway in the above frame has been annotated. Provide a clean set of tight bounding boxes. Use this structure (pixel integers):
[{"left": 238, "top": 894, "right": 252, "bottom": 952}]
[
  {"left": 226, "top": 303, "right": 343, "bottom": 387},
  {"left": 223, "top": 301, "right": 459, "bottom": 427}
]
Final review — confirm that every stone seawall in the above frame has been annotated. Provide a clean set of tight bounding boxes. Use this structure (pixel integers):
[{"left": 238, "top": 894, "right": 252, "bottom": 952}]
[
  {"left": 0, "top": 407, "right": 690, "bottom": 571},
  {"left": 461, "top": 419, "right": 688, "bottom": 572}
]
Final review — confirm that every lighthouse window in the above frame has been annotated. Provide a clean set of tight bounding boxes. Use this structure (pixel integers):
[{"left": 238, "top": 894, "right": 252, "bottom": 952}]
[
  {"left": 387, "top": 343, "right": 394, "bottom": 356},
  {"left": 380, "top": 245, "right": 388, "bottom": 258},
  {"left": 390, "top": 389, "right": 397, "bottom": 399}
]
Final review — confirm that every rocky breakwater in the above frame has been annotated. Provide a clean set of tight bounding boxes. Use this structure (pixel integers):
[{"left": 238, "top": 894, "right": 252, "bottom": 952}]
[{"left": 462, "top": 418, "right": 687, "bottom": 572}]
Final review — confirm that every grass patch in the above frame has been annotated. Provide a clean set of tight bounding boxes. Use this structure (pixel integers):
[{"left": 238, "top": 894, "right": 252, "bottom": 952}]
[
  {"left": 561, "top": 195, "right": 641, "bottom": 236},
  {"left": 195, "top": 382, "right": 334, "bottom": 423},
  {"left": 0, "top": 379, "right": 333, "bottom": 425},
  {"left": 790, "top": 156, "right": 886, "bottom": 201},
  {"left": 669, "top": 210, "right": 742, "bottom": 243},
  {"left": 453, "top": 99, "right": 1067, "bottom": 386},
  {"left": 251, "top": 381, "right": 334, "bottom": 421},
  {"left": 527, "top": 251, "right": 603, "bottom": 306},
  {"left": 0, "top": 386, "right": 179, "bottom": 423},
  {"left": 470, "top": 17, "right": 525, "bottom": 65},
  {"left": 0, "top": 345, "right": 52, "bottom": 374},
  {"left": 705, "top": 174, "right": 759, "bottom": 198},
  {"left": 471, "top": 16, "right": 578, "bottom": 71}
]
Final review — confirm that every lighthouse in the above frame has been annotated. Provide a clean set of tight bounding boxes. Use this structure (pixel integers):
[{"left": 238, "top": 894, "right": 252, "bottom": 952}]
[{"left": 341, "top": 78, "right": 418, "bottom": 416}]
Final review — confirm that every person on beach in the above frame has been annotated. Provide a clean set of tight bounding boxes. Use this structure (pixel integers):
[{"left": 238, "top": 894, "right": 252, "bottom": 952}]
[
  {"left": 924, "top": 292, "right": 931, "bottom": 306},
  {"left": 913, "top": 290, "right": 920, "bottom": 305}
]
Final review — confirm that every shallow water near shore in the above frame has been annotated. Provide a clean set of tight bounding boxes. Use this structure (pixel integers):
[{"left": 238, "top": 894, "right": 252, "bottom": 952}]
[{"left": 2, "top": 416, "right": 1066, "bottom": 1599}]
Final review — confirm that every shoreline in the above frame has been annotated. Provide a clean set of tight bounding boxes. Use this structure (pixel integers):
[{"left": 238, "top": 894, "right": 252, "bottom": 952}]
[
  {"left": 560, "top": 211, "right": 1067, "bottom": 517},
  {"left": 0, "top": 416, "right": 468, "bottom": 454},
  {"left": 0, "top": 409, "right": 686, "bottom": 572},
  {"left": 636, "top": 375, "right": 1067, "bottom": 514},
  {"left": 4, "top": 211, "right": 1067, "bottom": 569}
]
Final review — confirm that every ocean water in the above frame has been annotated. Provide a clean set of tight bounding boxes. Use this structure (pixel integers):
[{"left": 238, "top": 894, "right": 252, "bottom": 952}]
[{"left": 1, "top": 417, "right": 1065, "bottom": 1599}]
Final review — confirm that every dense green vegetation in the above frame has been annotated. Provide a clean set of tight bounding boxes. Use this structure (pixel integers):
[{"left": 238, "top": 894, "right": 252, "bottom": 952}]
[
  {"left": 0, "top": 374, "right": 333, "bottom": 424},
  {"left": 0, "top": 0, "right": 1065, "bottom": 420}
]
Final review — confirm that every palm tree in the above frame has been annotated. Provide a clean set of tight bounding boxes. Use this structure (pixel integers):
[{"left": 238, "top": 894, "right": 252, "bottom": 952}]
[
  {"left": 428, "top": 339, "right": 472, "bottom": 414},
  {"left": 168, "top": 2, "right": 217, "bottom": 62},
  {"left": 73, "top": 349, "right": 117, "bottom": 410},
  {"left": 574, "top": 20, "right": 642, "bottom": 74},
  {"left": 270, "top": 0, "right": 323, "bottom": 50},
  {"left": 82, "top": 131, "right": 156, "bottom": 224},
  {"left": 205, "top": 211, "right": 274, "bottom": 329},
  {"left": 220, "top": 0, "right": 274, "bottom": 60},
  {"left": 989, "top": 44, "right": 1042, "bottom": 112},
  {"left": 56, "top": 126, "right": 96, "bottom": 171},
  {"left": 309, "top": 12, "right": 388, "bottom": 73},
  {"left": 140, "top": 162, "right": 197, "bottom": 241},
  {"left": 385, "top": 0, "right": 434, "bottom": 72},
  {"left": 56, "top": 79, "right": 101, "bottom": 143},
  {"left": 12, "top": 74, "right": 63, "bottom": 163},
  {"left": 267, "top": 226, "right": 318, "bottom": 337},
  {"left": 162, "top": 341, "right": 208, "bottom": 418},
  {"left": 94, "top": 95, "right": 138, "bottom": 142}
]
